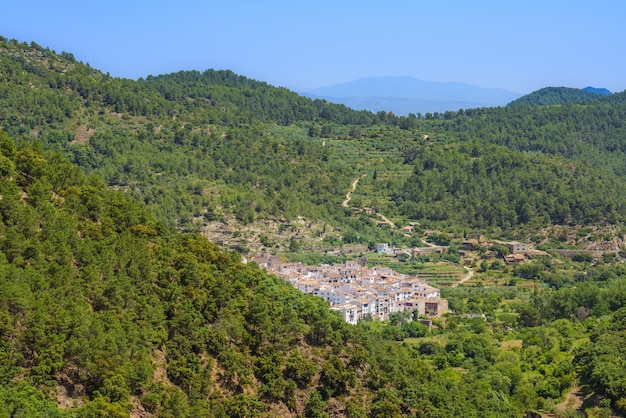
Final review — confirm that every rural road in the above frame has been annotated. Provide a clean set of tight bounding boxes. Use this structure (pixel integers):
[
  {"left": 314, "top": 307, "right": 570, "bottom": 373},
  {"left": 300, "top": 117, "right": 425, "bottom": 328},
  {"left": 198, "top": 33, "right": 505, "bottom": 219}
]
[{"left": 452, "top": 266, "right": 474, "bottom": 287}]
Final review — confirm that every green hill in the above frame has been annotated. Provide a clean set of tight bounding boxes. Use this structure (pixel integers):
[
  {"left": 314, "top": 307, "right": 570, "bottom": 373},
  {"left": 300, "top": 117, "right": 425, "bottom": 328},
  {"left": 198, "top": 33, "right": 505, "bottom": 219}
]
[
  {"left": 3, "top": 130, "right": 626, "bottom": 416},
  {"left": 0, "top": 130, "right": 540, "bottom": 418},
  {"left": 2, "top": 36, "right": 626, "bottom": 245},
  {"left": 507, "top": 86, "right": 608, "bottom": 106},
  {"left": 4, "top": 36, "right": 626, "bottom": 417}
]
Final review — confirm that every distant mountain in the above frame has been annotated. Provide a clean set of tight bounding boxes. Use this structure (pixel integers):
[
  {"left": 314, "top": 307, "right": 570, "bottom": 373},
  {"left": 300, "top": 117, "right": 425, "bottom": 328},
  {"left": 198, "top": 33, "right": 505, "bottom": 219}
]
[
  {"left": 508, "top": 86, "right": 612, "bottom": 106},
  {"left": 301, "top": 76, "right": 523, "bottom": 115}
]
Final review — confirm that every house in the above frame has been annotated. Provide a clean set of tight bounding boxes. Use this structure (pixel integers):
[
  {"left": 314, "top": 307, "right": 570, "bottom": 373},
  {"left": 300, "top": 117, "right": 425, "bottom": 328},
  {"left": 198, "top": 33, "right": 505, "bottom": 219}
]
[
  {"left": 297, "top": 280, "right": 319, "bottom": 294},
  {"left": 504, "top": 253, "right": 525, "bottom": 264},
  {"left": 412, "top": 246, "right": 445, "bottom": 256},
  {"left": 420, "top": 284, "right": 441, "bottom": 299},
  {"left": 345, "top": 260, "right": 360, "bottom": 269},
  {"left": 375, "top": 243, "right": 389, "bottom": 254},
  {"left": 425, "top": 299, "right": 448, "bottom": 316},
  {"left": 461, "top": 239, "right": 479, "bottom": 250},
  {"left": 505, "top": 241, "right": 530, "bottom": 254},
  {"left": 252, "top": 254, "right": 271, "bottom": 268},
  {"left": 268, "top": 256, "right": 282, "bottom": 268},
  {"left": 332, "top": 303, "right": 358, "bottom": 325},
  {"left": 314, "top": 285, "right": 336, "bottom": 302},
  {"left": 402, "top": 299, "right": 426, "bottom": 315}
]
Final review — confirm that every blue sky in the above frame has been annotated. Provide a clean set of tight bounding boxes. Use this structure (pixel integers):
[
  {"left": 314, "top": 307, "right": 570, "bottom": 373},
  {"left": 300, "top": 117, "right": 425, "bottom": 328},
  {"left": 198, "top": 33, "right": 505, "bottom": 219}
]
[{"left": 1, "top": 0, "right": 624, "bottom": 94}]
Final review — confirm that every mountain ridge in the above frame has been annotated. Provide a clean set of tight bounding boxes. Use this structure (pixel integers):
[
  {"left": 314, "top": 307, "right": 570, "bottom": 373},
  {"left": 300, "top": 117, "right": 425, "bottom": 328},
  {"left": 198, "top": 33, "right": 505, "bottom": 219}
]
[
  {"left": 508, "top": 86, "right": 613, "bottom": 106},
  {"left": 2, "top": 36, "right": 626, "bottom": 238},
  {"left": 302, "top": 76, "right": 523, "bottom": 115}
]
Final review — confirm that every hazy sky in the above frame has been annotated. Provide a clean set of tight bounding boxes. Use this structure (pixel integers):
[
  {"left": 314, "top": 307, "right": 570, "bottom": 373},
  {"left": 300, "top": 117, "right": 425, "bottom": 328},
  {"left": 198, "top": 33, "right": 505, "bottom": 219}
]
[{"left": 2, "top": 0, "right": 624, "bottom": 94}]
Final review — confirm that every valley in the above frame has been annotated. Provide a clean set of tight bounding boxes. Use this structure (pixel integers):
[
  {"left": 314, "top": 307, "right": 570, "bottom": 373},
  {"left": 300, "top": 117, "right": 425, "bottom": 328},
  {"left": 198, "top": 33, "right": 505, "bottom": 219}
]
[{"left": 1, "top": 37, "right": 626, "bottom": 417}]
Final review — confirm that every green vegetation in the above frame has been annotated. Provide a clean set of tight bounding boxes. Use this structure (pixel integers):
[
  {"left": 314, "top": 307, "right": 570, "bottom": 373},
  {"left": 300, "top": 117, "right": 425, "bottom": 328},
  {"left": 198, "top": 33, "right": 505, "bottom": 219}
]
[
  {"left": 508, "top": 86, "right": 608, "bottom": 106},
  {"left": 395, "top": 142, "right": 626, "bottom": 229},
  {"left": 4, "top": 37, "right": 626, "bottom": 246},
  {"left": 0, "top": 131, "right": 576, "bottom": 417},
  {"left": 2, "top": 36, "right": 626, "bottom": 416}
]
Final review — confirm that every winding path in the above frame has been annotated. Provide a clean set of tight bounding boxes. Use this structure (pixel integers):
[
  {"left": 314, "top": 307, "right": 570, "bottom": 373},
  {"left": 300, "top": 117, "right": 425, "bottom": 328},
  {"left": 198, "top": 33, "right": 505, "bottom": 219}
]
[
  {"left": 376, "top": 212, "right": 396, "bottom": 228},
  {"left": 342, "top": 174, "right": 397, "bottom": 229},
  {"left": 341, "top": 175, "right": 474, "bottom": 286},
  {"left": 555, "top": 381, "right": 585, "bottom": 415},
  {"left": 452, "top": 266, "right": 474, "bottom": 287},
  {"left": 342, "top": 174, "right": 366, "bottom": 207}
]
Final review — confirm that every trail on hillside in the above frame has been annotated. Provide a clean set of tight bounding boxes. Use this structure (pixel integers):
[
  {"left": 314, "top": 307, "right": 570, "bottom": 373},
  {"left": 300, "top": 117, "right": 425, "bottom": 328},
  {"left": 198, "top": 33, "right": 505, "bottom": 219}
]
[
  {"left": 452, "top": 266, "right": 474, "bottom": 287},
  {"left": 376, "top": 212, "right": 396, "bottom": 228},
  {"left": 342, "top": 174, "right": 366, "bottom": 207},
  {"left": 342, "top": 174, "right": 398, "bottom": 228},
  {"left": 555, "top": 382, "right": 585, "bottom": 415}
]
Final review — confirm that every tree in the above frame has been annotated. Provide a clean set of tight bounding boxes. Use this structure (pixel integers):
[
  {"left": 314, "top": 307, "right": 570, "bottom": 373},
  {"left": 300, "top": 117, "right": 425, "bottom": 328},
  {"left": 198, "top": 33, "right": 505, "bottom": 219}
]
[
  {"left": 514, "top": 262, "right": 545, "bottom": 280},
  {"left": 305, "top": 391, "right": 328, "bottom": 418},
  {"left": 289, "top": 237, "right": 301, "bottom": 253},
  {"left": 573, "top": 252, "right": 594, "bottom": 263},
  {"left": 518, "top": 305, "right": 542, "bottom": 327},
  {"left": 320, "top": 356, "right": 356, "bottom": 398}
]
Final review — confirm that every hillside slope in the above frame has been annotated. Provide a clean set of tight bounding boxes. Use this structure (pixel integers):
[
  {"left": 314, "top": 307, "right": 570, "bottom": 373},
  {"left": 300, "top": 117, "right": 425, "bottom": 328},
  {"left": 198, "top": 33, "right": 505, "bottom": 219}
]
[
  {"left": 4, "top": 36, "right": 626, "bottom": 417},
  {"left": 0, "top": 130, "right": 539, "bottom": 417},
  {"left": 2, "top": 37, "right": 626, "bottom": 247},
  {"left": 507, "top": 86, "right": 608, "bottom": 106}
]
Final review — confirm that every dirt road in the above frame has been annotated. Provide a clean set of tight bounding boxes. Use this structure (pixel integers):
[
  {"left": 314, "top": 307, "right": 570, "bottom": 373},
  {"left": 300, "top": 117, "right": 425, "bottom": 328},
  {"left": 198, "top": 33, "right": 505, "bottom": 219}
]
[
  {"left": 452, "top": 266, "right": 474, "bottom": 287},
  {"left": 342, "top": 174, "right": 366, "bottom": 207}
]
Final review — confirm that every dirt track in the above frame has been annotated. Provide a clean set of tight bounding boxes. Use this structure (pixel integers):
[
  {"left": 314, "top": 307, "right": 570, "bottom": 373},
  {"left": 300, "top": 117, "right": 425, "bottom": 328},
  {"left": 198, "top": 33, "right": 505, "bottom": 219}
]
[{"left": 342, "top": 174, "right": 366, "bottom": 207}]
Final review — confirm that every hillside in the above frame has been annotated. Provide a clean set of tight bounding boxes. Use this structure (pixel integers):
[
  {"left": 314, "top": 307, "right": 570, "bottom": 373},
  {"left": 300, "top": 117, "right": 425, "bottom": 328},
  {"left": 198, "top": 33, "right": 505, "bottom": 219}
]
[
  {"left": 507, "top": 86, "right": 609, "bottom": 106},
  {"left": 5, "top": 130, "right": 626, "bottom": 417},
  {"left": 3, "top": 37, "right": 626, "bottom": 255},
  {"left": 3, "top": 36, "right": 626, "bottom": 417},
  {"left": 0, "top": 38, "right": 369, "bottom": 234},
  {"left": 0, "top": 130, "right": 559, "bottom": 418}
]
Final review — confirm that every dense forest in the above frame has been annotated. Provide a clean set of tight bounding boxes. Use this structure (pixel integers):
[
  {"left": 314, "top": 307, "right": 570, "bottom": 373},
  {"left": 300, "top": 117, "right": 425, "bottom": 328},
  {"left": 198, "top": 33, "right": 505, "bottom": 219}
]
[
  {"left": 3, "top": 130, "right": 626, "bottom": 417},
  {"left": 2, "top": 36, "right": 626, "bottom": 417},
  {"left": 507, "top": 87, "right": 608, "bottom": 106},
  {"left": 2, "top": 37, "right": 626, "bottom": 240},
  {"left": 3, "top": 36, "right": 626, "bottom": 244},
  {"left": 394, "top": 141, "right": 626, "bottom": 229}
]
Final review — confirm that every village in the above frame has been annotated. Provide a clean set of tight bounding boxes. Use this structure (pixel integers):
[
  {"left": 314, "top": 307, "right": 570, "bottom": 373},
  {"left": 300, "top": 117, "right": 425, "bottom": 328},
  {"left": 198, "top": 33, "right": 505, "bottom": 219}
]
[
  {"left": 251, "top": 231, "right": 606, "bottom": 325},
  {"left": 252, "top": 253, "right": 449, "bottom": 325}
]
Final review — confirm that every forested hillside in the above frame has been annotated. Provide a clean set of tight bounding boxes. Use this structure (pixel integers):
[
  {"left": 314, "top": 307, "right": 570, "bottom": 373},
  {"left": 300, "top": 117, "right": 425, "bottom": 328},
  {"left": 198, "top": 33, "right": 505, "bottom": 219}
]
[
  {"left": 0, "top": 130, "right": 565, "bottom": 417},
  {"left": 507, "top": 87, "right": 608, "bottom": 106},
  {"left": 394, "top": 141, "right": 626, "bottom": 229},
  {"left": 3, "top": 35, "right": 626, "bottom": 417},
  {"left": 3, "top": 129, "right": 626, "bottom": 417},
  {"left": 0, "top": 38, "right": 366, "bottom": 230},
  {"left": 2, "top": 36, "right": 626, "bottom": 246}
]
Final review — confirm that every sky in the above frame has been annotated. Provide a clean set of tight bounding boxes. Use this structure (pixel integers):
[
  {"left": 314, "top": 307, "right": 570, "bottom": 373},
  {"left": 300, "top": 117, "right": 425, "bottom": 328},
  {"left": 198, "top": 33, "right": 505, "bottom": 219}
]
[{"left": 1, "top": 0, "right": 625, "bottom": 94}]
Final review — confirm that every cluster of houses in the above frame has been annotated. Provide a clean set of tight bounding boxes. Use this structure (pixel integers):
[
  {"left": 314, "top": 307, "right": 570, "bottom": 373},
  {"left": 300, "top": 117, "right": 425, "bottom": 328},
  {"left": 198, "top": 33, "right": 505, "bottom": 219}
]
[
  {"left": 375, "top": 234, "right": 544, "bottom": 265},
  {"left": 459, "top": 236, "right": 552, "bottom": 265},
  {"left": 252, "top": 254, "right": 448, "bottom": 325}
]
